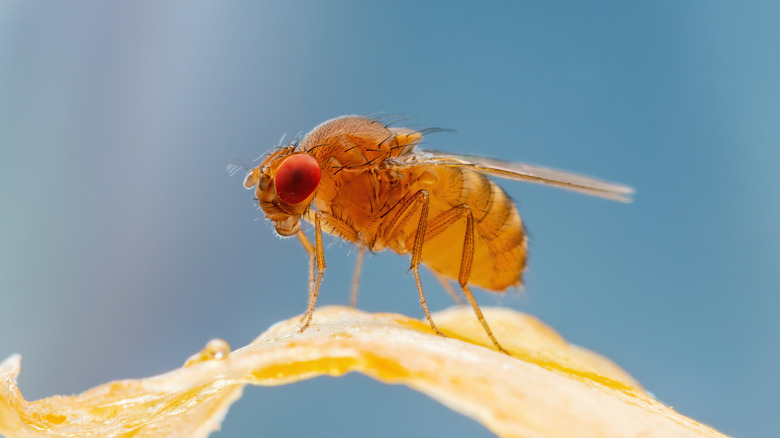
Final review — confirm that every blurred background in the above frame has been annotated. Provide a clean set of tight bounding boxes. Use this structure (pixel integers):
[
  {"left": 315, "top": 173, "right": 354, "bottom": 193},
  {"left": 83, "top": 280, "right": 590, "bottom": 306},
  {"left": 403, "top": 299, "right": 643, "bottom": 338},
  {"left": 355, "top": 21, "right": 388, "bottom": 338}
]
[{"left": 1, "top": 1, "right": 778, "bottom": 437}]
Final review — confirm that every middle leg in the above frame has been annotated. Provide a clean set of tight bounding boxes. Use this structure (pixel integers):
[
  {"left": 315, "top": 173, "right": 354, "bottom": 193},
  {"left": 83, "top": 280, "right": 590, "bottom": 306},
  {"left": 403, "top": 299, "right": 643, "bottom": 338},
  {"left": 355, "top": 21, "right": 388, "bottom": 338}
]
[
  {"left": 350, "top": 246, "right": 365, "bottom": 308},
  {"left": 382, "top": 190, "right": 442, "bottom": 335},
  {"left": 421, "top": 204, "right": 509, "bottom": 354}
]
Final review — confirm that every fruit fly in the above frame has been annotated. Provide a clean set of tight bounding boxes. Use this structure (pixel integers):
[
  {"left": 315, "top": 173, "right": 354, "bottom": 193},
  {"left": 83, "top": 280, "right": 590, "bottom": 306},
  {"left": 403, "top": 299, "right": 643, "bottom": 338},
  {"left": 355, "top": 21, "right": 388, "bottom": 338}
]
[{"left": 241, "top": 115, "right": 633, "bottom": 353}]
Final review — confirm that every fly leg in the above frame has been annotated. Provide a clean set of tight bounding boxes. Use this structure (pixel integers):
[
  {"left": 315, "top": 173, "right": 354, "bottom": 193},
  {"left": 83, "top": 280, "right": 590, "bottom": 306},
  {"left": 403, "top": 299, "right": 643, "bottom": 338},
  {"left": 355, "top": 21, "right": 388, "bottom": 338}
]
[
  {"left": 350, "top": 246, "right": 365, "bottom": 308},
  {"left": 296, "top": 230, "right": 315, "bottom": 299},
  {"left": 383, "top": 190, "right": 442, "bottom": 336},
  {"left": 298, "top": 212, "right": 325, "bottom": 333},
  {"left": 384, "top": 193, "right": 508, "bottom": 352},
  {"left": 298, "top": 211, "right": 361, "bottom": 332},
  {"left": 424, "top": 204, "right": 509, "bottom": 354}
]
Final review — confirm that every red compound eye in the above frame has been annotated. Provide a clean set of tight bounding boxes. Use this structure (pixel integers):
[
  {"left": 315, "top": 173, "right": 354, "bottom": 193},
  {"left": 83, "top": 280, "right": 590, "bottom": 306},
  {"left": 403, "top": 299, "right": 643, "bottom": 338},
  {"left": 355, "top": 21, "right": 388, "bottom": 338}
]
[{"left": 274, "top": 154, "right": 321, "bottom": 204}]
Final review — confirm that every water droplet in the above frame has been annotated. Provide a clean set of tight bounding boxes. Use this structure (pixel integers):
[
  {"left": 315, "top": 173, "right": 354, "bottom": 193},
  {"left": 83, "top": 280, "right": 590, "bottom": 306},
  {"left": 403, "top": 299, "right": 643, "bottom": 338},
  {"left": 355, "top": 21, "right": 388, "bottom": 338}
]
[{"left": 184, "top": 338, "right": 230, "bottom": 366}]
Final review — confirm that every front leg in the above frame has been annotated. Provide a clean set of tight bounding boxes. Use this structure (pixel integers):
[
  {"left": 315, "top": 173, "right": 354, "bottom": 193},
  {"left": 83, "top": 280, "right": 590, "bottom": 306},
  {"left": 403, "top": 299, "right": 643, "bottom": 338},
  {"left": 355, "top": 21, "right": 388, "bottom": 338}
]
[
  {"left": 296, "top": 230, "right": 316, "bottom": 299},
  {"left": 297, "top": 211, "right": 361, "bottom": 332},
  {"left": 297, "top": 213, "right": 325, "bottom": 333}
]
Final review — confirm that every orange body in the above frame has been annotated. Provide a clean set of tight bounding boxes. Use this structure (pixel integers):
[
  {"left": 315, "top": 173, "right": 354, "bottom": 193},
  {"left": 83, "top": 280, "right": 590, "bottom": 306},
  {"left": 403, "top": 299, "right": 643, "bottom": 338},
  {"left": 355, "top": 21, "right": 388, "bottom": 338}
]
[
  {"left": 242, "top": 115, "right": 632, "bottom": 353},
  {"left": 302, "top": 116, "right": 526, "bottom": 291}
]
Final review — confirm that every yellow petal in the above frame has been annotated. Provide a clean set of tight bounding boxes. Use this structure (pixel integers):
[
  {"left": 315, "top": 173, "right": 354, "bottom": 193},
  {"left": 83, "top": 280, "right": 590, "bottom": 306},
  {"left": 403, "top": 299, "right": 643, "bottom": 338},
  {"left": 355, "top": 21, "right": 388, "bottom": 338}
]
[{"left": 0, "top": 306, "right": 726, "bottom": 438}]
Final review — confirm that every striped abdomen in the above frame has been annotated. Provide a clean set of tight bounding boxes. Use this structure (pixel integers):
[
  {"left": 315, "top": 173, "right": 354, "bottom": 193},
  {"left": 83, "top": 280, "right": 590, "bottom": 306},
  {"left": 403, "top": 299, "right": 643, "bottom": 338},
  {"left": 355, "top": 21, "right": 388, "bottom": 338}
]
[{"left": 409, "top": 166, "right": 527, "bottom": 291}]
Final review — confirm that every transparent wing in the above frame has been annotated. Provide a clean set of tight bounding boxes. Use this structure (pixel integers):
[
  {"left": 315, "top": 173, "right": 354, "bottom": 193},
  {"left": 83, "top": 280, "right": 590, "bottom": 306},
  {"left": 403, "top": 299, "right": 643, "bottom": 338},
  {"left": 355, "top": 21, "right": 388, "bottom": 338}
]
[{"left": 405, "top": 150, "right": 635, "bottom": 203}]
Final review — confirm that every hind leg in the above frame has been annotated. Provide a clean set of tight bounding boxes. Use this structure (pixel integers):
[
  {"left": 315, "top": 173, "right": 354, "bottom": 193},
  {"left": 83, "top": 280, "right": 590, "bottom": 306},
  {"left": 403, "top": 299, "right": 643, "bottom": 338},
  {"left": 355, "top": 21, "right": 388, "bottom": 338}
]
[
  {"left": 423, "top": 204, "right": 509, "bottom": 354},
  {"left": 384, "top": 194, "right": 507, "bottom": 353}
]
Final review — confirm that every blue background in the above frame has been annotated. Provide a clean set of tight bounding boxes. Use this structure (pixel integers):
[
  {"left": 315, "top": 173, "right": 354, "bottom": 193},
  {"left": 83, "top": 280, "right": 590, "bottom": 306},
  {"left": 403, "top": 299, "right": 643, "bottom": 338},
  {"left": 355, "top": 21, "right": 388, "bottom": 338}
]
[{"left": 1, "top": 1, "right": 778, "bottom": 437}]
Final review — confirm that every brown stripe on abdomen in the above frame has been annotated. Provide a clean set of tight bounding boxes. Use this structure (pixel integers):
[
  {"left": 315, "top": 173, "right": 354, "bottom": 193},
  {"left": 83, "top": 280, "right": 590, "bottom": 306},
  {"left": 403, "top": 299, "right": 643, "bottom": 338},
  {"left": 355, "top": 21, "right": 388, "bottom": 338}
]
[{"left": 461, "top": 169, "right": 527, "bottom": 290}]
